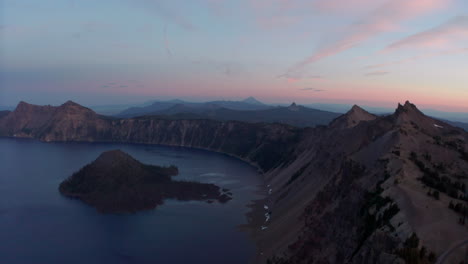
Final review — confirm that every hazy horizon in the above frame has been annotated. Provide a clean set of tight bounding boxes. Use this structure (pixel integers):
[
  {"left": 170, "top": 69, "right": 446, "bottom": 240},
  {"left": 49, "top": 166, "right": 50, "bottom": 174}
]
[{"left": 1, "top": 0, "right": 468, "bottom": 112}]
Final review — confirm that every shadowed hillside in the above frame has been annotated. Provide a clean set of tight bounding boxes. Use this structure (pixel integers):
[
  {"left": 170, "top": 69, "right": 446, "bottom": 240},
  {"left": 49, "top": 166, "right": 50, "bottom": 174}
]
[
  {"left": 117, "top": 99, "right": 341, "bottom": 128},
  {"left": 1, "top": 100, "right": 467, "bottom": 263},
  {"left": 117, "top": 97, "right": 271, "bottom": 118}
]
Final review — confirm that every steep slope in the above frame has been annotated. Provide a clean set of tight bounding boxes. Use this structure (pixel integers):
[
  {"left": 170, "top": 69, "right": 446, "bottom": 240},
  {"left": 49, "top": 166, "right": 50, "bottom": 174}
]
[
  {"left": 254, "top": 101, "right": 468, "bottom": 264},
  {"left": 330, "top": 104, "right": 377, "bottom": 129},
  {"left": 1, "top": 100, "right": 467, "bottom": 263}
]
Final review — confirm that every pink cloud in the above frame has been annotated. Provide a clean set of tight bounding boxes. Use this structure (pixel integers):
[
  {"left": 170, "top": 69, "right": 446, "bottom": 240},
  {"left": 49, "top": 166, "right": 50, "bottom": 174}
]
[
  {"left": 366, "top": 47, "right": 468, "bottom": 69},
  {"left": 383, "top": 16, "right": 468, "bottom": 51},
  {"left": 284, "top": 0, "right": 453, "bottom": 77}
]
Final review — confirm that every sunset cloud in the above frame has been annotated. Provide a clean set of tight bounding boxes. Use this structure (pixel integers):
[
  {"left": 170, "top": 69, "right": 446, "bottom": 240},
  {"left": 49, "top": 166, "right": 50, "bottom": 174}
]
[
  {"left": 285, "top": 0, "right": 452, "bottom": 77},
  {"left": 2, "top": 0, "right": 467, "bottom": 111},
  {"left": 300, "top": 88, "right": 325, "bottom": 92},
  {"left": 383, "top": 15, "right": 468, "bottom": 51},
  {"left": 366, "top": 47, "right": 468, "bottom": 69}
]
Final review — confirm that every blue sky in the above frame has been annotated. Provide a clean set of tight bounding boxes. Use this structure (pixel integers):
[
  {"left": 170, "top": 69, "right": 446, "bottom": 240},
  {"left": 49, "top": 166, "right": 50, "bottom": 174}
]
[{"left": 1, "top": 0, "right": 467, "bottom": 111}]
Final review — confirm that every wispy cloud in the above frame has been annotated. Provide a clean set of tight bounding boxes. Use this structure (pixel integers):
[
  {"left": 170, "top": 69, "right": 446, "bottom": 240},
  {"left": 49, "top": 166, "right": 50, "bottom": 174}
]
[
  {"left": 383, "top": 15, "right": 468, "bottom": 51},
  {"left": 284, "top": 0, "right": 452, "bottom": 78},
  {"left": 365, "top": 71, "right": 389, "bottom": 76},
  {"left": 278, "top": 73, "right": 326, "bottom": 82},
  {"left": 366, "top": 47, "right": 468, "bottom": 69},
  {"left": 299, "top": 88, "right": 325, "bottom": 92}
]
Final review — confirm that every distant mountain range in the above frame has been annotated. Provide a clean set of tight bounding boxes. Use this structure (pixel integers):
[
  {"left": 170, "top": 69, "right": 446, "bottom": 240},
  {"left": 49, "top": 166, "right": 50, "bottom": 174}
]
[
  {"left": 443, "top": 119, "right": 468, "bottom": 131},
  {"left": 1, "top": 100, "right": 467, "bottom": 263},
  {"left": 115, "top": 97, "right": 468, "bottom": 130},
  {"left": 115, "top": 97, "right": 342, "bottom": 128},
  {"left": 124, "top": 102, "right": 340, "bottom": 128},
  {"left": 116, "top": 97, "right": 272, "bottom": 118}
]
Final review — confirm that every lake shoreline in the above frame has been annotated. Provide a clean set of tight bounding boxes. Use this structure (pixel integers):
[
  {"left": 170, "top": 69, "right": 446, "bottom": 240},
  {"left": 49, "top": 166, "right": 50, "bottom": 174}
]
[{"left": 1, "top": 136, "right": 267, "bottom": 263}]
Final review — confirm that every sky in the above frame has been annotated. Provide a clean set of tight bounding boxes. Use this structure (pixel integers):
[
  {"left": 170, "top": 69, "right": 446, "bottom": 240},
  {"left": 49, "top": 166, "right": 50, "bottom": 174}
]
[{"left": 1, "top": 0, "right": 468, "bottom": 111}]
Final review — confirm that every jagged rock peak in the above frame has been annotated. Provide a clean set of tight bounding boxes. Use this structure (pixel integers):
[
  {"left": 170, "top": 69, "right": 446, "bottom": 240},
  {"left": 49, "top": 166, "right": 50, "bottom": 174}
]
[
  {"left": 330, "top": 104, "right": 376, "bottom": 129},
  {"left": 288, "top": 102, "right": 300, "bottom": 111},
  {"left": 394, "top": 101, "right": 425, "bottom": 119},
  {"left": 349, "top": 104, "right": 368, "bottom": 113},
  {"left": 391, "top": 101, "right": 439, "bottom": 130}
]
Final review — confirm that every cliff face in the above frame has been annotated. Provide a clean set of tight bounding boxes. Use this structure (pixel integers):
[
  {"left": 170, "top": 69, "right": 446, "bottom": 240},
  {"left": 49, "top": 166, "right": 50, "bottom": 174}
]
[
  {"left": 0, "top": 101, "right": 300, "bottom": 172},
  {"left": 1, "top": 100, "right": 467, "bottom": 263}
]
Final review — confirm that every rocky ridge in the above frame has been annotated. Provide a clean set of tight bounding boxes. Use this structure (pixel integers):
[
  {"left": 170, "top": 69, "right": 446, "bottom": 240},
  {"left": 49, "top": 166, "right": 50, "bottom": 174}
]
[{"left": 1, "top": 100, "right": 467, "bottom": 263}]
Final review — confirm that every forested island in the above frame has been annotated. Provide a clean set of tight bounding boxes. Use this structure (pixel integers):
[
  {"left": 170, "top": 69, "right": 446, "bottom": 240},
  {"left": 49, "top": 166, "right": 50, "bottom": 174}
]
[{"left": 59, "top": 150, "right": 231, "bottom": 213}]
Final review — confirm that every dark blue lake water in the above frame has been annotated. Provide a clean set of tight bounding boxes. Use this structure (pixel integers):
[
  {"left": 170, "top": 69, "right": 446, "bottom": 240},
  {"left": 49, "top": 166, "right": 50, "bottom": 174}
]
[{"left": 0, "top": 138, "right": 263, "bottom": 264}]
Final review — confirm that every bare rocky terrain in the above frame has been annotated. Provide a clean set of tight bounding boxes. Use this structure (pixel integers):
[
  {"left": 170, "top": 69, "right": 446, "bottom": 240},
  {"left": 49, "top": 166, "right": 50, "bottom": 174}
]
[{"left": 1, "top": 100, "right": 467, "bottom": 264}]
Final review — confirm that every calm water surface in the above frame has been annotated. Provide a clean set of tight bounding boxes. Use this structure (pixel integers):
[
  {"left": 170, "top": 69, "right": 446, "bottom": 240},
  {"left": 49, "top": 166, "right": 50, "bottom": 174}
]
[{"left": 0, "top": 138, "right": 263, "bottom": 264}]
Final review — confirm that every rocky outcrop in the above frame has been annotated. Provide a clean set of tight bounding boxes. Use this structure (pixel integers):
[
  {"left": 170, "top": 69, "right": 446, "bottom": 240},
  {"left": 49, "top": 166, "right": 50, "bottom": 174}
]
[{"left": 1, "top": 100, "right": 467, "bottom": 263}]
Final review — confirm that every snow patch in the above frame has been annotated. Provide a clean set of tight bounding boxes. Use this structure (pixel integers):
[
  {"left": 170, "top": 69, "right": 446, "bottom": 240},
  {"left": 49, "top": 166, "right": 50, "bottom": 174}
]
[{"left": 265, "top": 212, "right": 271, "bottom": 222}]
